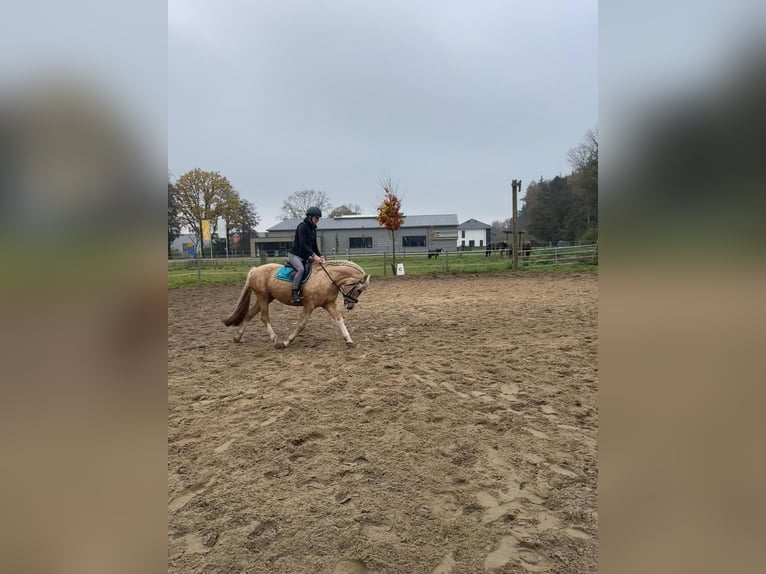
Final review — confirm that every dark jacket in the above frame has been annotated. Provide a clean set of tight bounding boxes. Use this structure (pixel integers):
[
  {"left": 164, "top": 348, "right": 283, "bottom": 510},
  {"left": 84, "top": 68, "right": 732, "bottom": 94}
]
[{"left": 289, "top": 217, "right": 321, "bottom": 260}]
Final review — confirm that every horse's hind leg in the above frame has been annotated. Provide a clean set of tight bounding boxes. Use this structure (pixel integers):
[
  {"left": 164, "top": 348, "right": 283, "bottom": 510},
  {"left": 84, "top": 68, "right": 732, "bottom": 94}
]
[
  {"left": 279, "top": 307, "right": 313, "bottom": 349},
  {"left": 233, "top": 300, "right": 260, "bottom": 343},
  {"left": 257, "top": 297, "right": 279, "bottom": 345},
  {"left": 323, "top": 302, "right": 354, "bottom": 347}
]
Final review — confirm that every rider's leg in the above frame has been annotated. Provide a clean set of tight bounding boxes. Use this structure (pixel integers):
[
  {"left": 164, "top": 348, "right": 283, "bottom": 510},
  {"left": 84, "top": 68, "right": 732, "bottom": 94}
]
[{"left": 287, "top": 253, "right": 305, "bottom": 303}]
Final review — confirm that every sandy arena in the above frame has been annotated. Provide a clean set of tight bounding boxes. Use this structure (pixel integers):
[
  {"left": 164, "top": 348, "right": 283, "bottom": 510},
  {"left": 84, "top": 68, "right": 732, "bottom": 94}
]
[{"left": 168, "top": 272, "right": 598, "bottom": 573}]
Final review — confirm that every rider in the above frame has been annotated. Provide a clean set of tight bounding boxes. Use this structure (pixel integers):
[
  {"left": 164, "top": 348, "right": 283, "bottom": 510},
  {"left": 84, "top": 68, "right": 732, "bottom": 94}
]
[{"left": 287, "top": 206, "right": 325, "bottom": 304}]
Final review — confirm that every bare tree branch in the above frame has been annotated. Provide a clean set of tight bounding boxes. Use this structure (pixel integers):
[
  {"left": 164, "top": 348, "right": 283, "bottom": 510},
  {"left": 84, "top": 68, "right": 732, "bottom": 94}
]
[{"left": 280, "top": 190, "right": 332, "bottom": 220}]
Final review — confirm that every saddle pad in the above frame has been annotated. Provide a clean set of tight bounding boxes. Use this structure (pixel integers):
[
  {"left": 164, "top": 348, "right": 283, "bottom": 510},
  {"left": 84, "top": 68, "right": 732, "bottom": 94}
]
[{"left": 275, "top": 263, "right": 312, "bottom": 284}]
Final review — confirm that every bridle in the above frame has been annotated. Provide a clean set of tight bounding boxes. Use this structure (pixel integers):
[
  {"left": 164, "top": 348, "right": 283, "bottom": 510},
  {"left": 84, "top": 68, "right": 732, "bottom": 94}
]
[{"left": 318, "top": 262, "right": 362, "bottom": 307}]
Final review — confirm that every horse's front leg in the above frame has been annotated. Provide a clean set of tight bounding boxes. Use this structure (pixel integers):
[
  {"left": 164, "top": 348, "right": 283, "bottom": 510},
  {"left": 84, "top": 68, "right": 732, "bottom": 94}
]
[
  {"left": 279, "top": 307, "right": 314, "bottom": 349},
  {"left": 323, "top": 302, "right": 354, "bottom": 347}
]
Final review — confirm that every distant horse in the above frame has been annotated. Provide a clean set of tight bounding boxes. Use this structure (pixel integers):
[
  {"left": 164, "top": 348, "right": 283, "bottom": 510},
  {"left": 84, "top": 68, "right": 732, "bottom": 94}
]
[
  {"left": 521, "top": 241, "right": 532, "bottom": 259},
  {"left": 427, "top": 248, "right": 443, "bottom": 259},
  {"left": 485, "top": 241, "right": 508, "bottom": 256},
  {"left": 222, "top": 260, "right": 371, "bottom": 348}
]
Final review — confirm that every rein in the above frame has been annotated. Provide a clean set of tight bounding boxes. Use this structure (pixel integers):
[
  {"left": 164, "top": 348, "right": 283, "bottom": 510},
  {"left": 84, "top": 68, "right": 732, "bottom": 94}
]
[{"left": 318, "top": 262, "right": 360, "bottom": 305}]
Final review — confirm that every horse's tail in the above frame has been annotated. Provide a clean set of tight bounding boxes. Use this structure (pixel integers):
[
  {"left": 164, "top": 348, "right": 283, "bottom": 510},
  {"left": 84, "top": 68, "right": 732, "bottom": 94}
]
[{"left": 222, "top": 270, "right": 254, "bottom": 327}]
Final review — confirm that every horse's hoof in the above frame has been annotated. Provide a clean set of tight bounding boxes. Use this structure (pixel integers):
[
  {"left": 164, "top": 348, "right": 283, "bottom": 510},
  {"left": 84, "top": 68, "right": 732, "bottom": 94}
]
[
  {"left": 274, "top": 341, "right": 287, "bottom": 349},
  {"left": 233, "top": 337, "right": 241, "bottom": 343},
  {"left": 345, "top": 341, "right": 355, "bottom": 348}
]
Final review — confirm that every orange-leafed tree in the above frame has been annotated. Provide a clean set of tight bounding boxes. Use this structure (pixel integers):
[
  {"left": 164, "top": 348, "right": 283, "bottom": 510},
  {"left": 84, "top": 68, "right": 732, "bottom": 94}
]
[{"left": 376, "top": 174, "right": 404, "bottom": 274}]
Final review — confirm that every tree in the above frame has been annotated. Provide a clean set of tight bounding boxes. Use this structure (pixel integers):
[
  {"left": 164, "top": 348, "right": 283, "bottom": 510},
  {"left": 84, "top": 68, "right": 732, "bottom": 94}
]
[
  {"left": 490, "top": 220, "right": 510, "bottom": 244},
  {"left": 567, "top": 128, "right": 598, "bottom": 236},
  {"left": 566, "top": 127, "right": 598, "bottom": 172},
  {"left": 376, "top": 174, "right": 404, "bottom": 274},
  {"left": 328, "top": 203, "right": 362, "bottom": 218},
  {"left": 174, "top": 168, "right": 238, "bottom": 254},
  {"left": 168, "top": 182, "right": 181, "bottom": 257},
  {"left": 218, "top": 187, "right": 241, "bottom": 225},
  {"left": 230, "top": 198, "right": 261, "bottom": 256},
  {"left": 280, "top": 190, "right": 332, "bottom": 220},
  {"left": 524, "top": 176, "right": 574, "bottom": 243},
  {"left": 509, "top": 130, "right": 597, "bottom": 246},
  {"left": 216, "top": 187, "right": 243, "bottom": 256}
]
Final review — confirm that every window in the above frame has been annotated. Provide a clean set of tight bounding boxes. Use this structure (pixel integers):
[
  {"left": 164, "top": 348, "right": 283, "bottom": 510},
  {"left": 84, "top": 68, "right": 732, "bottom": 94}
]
[
  {"left": 461, "top": 230, "right": 465, "bottom": 238},
  {"left": 480, "top": 240, "right": 484, "bottom": 246},
  {"left": 469, "top": 240, "right": 475, "bottom": 248},
  {"left": 402, "top": 235, "right": 426, "bottom": 247},
  {"left": 349, "top": 237, "right": 372, "bottom": 249},
  {"left": 461, "top": 240, "right": 465, "bottom": 247}
]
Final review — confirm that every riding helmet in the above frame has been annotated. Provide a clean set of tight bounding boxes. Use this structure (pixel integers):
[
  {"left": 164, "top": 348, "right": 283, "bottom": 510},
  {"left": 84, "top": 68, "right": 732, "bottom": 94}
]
[{"left": 306, "top": 206, "right": 322, "bottom": 218}]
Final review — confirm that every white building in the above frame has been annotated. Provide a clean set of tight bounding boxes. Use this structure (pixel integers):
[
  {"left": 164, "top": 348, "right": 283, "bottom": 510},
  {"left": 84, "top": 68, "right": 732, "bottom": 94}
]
[{"left": 457, "top": 219, "right": 491, "bottom": 251}]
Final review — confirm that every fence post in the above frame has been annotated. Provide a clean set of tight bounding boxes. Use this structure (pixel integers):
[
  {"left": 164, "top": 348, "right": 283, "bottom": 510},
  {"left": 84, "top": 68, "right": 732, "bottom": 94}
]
[
  {"left": 383, "top": 251, "right": 387, "bottom": 276},
  {"left": 555, "top": 247, "right": 558, "bottom": 265},
  {"left": 445, "top": 250, "right": 449, "bottom": 272},
  {"left": 196, "top": 254, "right": 201, "bottom": 280}
]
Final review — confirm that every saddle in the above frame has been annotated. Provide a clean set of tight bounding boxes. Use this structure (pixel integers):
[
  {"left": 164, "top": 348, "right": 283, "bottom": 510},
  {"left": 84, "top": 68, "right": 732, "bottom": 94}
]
[{"left": 275, "top": 260, "right": 312, "bottom": 284}]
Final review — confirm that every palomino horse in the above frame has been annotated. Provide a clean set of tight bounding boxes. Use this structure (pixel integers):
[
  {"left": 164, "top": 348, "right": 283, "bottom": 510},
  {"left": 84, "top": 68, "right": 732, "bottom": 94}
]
[{"left": 222, "top": 260, "right": 370, "bottom": 349}]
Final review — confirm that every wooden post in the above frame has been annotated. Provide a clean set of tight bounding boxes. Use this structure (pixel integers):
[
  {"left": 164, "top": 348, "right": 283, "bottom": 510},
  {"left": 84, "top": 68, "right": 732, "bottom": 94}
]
[{"left": 511, "top": 180, "right": 520, "bottom": 270}]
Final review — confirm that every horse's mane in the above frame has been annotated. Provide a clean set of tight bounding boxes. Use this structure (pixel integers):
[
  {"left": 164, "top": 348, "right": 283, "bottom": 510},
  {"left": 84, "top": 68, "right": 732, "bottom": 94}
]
[{"left": 324, "top": 259, "right": 365, "bottom": 273}]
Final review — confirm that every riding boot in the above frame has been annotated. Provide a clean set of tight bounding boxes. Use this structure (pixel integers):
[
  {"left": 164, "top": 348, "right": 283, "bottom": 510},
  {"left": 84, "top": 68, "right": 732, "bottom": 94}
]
[{"left": 291, "top": 289, "right": 302, "bottom": 304}]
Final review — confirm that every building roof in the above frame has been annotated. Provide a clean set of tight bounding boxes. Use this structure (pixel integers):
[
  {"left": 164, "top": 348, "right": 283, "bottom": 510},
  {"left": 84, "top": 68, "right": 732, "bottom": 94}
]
[
  {"left": 267, "top": 214, "right": 458, "bottom": 232},
  {"left": 458, "top": 218, "right": 491, "bottom": 230}
]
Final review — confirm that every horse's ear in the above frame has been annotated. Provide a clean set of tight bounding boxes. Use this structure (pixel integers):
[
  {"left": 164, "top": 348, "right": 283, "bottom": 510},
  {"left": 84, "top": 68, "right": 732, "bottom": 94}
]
[{"left": 363, "top": 274, "right": 370, "bottom": 284}]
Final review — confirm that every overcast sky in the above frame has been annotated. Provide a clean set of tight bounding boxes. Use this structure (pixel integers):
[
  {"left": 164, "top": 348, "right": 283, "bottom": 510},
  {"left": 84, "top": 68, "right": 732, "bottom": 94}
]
[{"left": 168, "top": 0, "right": 597, "bottom": 229}]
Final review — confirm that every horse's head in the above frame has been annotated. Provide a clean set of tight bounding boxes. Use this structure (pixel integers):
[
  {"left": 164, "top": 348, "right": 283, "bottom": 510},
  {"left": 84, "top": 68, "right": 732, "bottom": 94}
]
[
  {"left": 321, "top": 261, "right": 370, "bottom": 310},
  {"left": 343, "top": 273, "right": 370, "bottom": 310}
]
